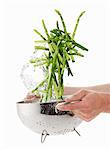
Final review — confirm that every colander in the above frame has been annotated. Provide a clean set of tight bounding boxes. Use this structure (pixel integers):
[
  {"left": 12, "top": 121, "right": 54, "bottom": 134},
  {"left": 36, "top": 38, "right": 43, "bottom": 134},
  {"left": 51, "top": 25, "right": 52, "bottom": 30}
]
[{"left": 16, "top": 100, "right": 82, "bottom": 143}]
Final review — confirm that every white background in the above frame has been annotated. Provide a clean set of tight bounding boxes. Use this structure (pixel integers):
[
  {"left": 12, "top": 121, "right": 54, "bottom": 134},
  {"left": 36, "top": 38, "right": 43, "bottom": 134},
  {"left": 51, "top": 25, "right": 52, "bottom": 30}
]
[{"left": 2, "top": 0, "right": 110, "bottom": 149}]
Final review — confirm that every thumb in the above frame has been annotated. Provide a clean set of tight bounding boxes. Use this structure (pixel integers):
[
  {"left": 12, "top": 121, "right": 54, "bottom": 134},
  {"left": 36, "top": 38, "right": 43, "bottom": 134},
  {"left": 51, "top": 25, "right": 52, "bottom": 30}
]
[
  {"left": 56, "top": 101, "right": 84, "bottom": 111},
  {"left": 65, "top": 89, "right": 88, "bottom": 102}
]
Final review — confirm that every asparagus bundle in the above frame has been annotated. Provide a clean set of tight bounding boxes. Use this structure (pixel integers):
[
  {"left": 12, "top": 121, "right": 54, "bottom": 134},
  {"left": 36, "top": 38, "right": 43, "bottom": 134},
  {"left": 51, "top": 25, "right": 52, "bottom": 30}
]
[{"left": 30, "top": 10, "right": 88, "bottom": 102}]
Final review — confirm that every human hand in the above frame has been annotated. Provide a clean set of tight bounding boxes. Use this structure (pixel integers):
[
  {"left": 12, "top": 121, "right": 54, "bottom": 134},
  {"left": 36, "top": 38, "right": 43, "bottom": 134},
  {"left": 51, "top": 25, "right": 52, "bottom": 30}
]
[
  {"left": 56, "top": 89, "right": 109, "bottom": 121},
  {"left": 24, "top": 92, "right": 40, "bottom": 102}
]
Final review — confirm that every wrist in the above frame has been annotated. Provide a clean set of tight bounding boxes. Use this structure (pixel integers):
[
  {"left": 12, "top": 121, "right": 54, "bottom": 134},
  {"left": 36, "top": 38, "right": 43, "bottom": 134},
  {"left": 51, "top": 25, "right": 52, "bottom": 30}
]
[{"left": 99, "top": 93, "right": 110, "bottom": 113}]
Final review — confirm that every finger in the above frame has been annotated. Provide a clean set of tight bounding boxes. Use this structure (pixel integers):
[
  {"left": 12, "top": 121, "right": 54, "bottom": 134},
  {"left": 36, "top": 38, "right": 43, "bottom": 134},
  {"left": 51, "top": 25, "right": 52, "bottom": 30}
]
[
  {"left": 25, "top": 92, "right": 35, "bottom": 99},
  {"left": 73, "top": 110, "right": 85, "bottom": 116},
  {"left": 24, "top": 93, "right": 40, "bottom": 101},
  {"left": 73, "top": 112, "right": 87, "bottom": 121},
  {"left": 73, "top": 110, "right": 98, "bottom": 122},
  {"left": 56, "top": 101, "right": 85, "bottom": 111},
  {"left": 73, "top": 110, "right": 93, "bottom": 122},
  {"left": 65, "top": 89, "right": 87, "bottom": 102}
]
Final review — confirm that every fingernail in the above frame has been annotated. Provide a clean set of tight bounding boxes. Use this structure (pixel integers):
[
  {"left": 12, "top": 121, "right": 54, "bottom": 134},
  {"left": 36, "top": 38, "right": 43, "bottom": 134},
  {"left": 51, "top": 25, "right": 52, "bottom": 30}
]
[{"left": 56, "top": 104, "right": 64, "bottom": 110}]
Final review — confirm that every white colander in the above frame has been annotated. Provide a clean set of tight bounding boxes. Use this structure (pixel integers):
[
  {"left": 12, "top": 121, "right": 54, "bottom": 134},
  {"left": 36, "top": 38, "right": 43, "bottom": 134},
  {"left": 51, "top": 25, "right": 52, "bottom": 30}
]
[{"left": 16, "top": 100, "right": 82, "bottom": 142}]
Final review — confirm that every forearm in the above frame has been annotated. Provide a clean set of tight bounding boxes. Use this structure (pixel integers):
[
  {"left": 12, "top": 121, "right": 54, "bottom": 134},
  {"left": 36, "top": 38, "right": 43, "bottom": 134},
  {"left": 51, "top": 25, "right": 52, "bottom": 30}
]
[
  {"left": 64, "top": 83, "right": 110, "bottom": 95},
  {"left": 64, "top": 87, "right": 82, "bottom": 95},
  {"left": 86, "top": 84, "right": 110, "bottom": 93}
]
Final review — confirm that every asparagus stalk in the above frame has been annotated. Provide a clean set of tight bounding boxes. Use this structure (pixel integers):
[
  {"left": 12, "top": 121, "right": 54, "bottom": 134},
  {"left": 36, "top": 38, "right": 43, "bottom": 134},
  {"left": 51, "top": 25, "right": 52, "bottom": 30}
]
[{"left": 72, "top": 11, "right": 85, "bottom": 39}]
